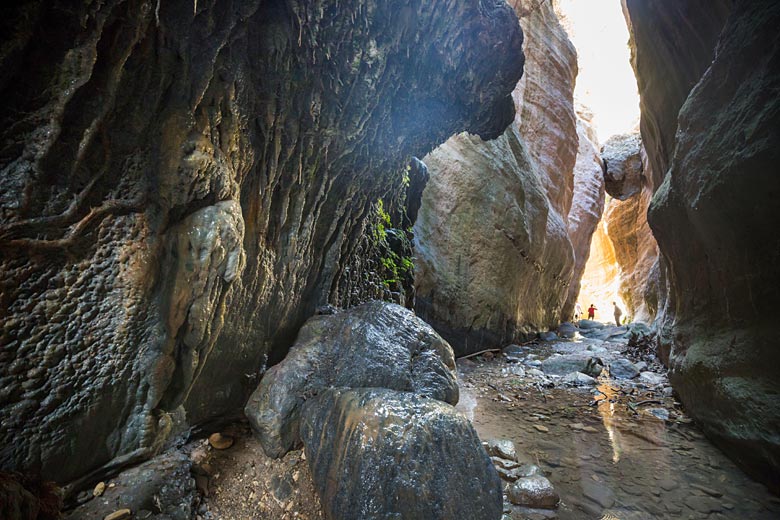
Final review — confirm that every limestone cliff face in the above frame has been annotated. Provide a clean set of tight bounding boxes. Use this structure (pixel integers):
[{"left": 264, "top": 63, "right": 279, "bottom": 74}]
[
  {"left": 414, "top": 129, "right": 573, "bottom": 355},
  {"left": 600, "top": 133, "right": 660, "bottom": 323},
  {"left": 0, "top": 0, "right": 523, "bottom": 483},
  {"left": 629, "top": 0, "right": 780, "bottom": 489},
  {"left": 414, "top": 0, "right": 578, "bottom": 354},
  {"left": 562, "top": 111, "right": 605, "bottom": 319},
  {"left": 510, "top": 0, "right": 579, "bottom": 216}
]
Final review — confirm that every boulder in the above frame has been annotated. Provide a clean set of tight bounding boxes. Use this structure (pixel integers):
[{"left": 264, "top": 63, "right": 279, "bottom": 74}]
[
  {"left": 484, "top": 439, "right": 518, "bottom": 462},
  {"left": 541, "top": 355, "right": 604, "bottom": 378},
  {"left": 577, "top": 320, "right": 605, "bottom": 330},
  {"left": 66, "top": 451, "right": 195, "bottom": 520},
  {"left": 562, "top": 372, "right": 596, "bottom": 387},
  {"left": 638, "top": 372, "right": 664, "bottom": 386},
  {"left": 244, "top": 301, "right": 458, "bottom": 458},
  {"left": 300, "top": 388, "right": 502, "bottom": 520},
  {"left": 556, "top": 322, "right": 577, "bottom": 339},
  {"left": 601, "top": 133, "right": 644, "bottom": 200},
  {"left": 609, "top": 359, "right": 640, "bottom": 380},
  {"left": 506, "top": 475, "right": 559, "bottom": 509},
  {"left": 539, "top": 331, "right": 558, "bottom": 342}
]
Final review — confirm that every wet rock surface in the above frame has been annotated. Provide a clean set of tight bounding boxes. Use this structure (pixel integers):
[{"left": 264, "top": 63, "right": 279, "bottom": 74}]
[
  {"left": 457, "top": 325, "right": 780, "bottom": 519},
  {"left": 300, "top": 388, "right": 502, "bottom": 520},
  {"left": 67, "top": 451, "right": 196, "bottom": 520},
  {"left": 244, "top": 301, "right": 457, "bottom": 458},
  {"left": 0, "top": 0, "right": 523, "bottom": 482}
]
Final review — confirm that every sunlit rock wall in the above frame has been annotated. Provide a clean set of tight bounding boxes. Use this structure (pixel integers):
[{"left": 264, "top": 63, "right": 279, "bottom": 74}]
[
  {"left": 414, "top": 0, "right": 577, "bottom": 355},
  {"left": 601, "top": 133, "right": 660, "bottom": 323},
  {"left": 0, "top": 0, "right": 523, "bottom": 483},
  {"left": 627, "top": 0, "right": 780, "bottom": 489},
  {"left": 562, "top": 109, "right": 605, "bottom": 320}
]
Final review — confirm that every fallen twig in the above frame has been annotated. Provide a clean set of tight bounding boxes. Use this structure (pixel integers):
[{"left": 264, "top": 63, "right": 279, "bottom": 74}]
[{"left": 460, "top": 348, "right": 501, "bottom": 360}]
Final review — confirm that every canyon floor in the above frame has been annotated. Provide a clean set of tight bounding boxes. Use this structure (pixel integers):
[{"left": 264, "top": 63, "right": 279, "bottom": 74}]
[{"left": 70, "top": 323, "right": 780, "bottom": 520}]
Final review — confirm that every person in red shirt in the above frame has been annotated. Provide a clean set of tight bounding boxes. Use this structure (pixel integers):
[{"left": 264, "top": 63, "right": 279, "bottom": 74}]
[{"left": 587, "top": 304, "right": 597, "bottom": 320}]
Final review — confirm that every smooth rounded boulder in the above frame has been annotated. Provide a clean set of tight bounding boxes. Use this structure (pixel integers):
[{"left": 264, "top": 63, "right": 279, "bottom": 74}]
[
  {"left": 300, "top": 388, "right": 503, "bottom": 520},
  {"left": 244, "top": 301, "right": 458, "bottom": 458}
]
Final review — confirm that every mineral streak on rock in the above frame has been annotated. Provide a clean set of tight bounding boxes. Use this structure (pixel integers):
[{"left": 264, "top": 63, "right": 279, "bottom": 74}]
[
  {"left": 300, "top": 388, "right": 503, "bottom": 520},
  {"left": 414, "top": 0, "right": 578, "bottom": 355},
  {"left": 0, "top": 0, "right": 523, "bottom": 483}
]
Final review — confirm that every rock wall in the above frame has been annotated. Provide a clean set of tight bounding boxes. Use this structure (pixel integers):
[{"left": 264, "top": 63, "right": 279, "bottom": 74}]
[
  {"left": 414, "top": 0, "right": 579, "bottom": 354},
  {"left": 627, "top": 0, "right": 780, "bottom": 489},
  {"left": 622, "top": 0, "right": 733, "bottom": 186},
  {"left": 0, "top": 0, "right": 523, "bottom": 484},
  {"left": 562, "top": 108, "right": 605, "bottom": 319},
  {"left": 600, "top": 133, "right": 660, "bottom": 323}
]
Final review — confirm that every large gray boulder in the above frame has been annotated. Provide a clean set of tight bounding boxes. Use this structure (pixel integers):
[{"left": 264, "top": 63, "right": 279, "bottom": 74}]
[
  {"left": 541, "top": 354, "right": 604, "bottom": 378},
  {"left": 300, "top": 388, "right": 503, "bottom": 520},
  {"left": 245, "top": 301, "right": 458, "bottom": 458}
]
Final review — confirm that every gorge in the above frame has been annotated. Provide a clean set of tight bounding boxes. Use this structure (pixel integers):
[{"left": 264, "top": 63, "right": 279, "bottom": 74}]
[{"left": 1, "top": 0, "right": 779, "bottom": 519}]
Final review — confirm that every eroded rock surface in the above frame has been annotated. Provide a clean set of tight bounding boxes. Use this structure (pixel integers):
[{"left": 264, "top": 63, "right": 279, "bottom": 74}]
[
  {"left": 414, "top": 0, "right": 578, "bottom": 354},
  {"left": 602, "top": 133, "right": 643, "bottom": 201},
  {"left": 300, "top": 388, "right": 502, "bottom": 520},
  {"left": 0, "top": 0, "right": 523, "bottom": 483},
  {"left": 244, "top": 301, "right": 458, "bottom": 458},
  {"left": 645, "top": 0, "right": 780, "bottom": 490}
]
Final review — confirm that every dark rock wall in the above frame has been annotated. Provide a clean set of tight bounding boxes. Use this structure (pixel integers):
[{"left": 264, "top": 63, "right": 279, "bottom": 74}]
[
  {"left": 622, "top": 0, "right": 733, "bottom": 186},
  {"left": 627, "top": 0, "right": 780, "bottom": 489},
  {"left": 0, "top": 0, "right": 523, "bottom": 483}
]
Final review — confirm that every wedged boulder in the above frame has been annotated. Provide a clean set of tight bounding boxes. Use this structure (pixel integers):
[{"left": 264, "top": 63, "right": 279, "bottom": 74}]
[
  {"left": 300, "top": 388, "right": 503, "bottom": 520},
  {"left": 541, "top": 355, "right": 604, "bottom": 378},
  {"left": 601, "top": 133, "right": 644, "bottom": 200},
  {"left": 244, "top": 301, "right": 458, "bottom": 458}
]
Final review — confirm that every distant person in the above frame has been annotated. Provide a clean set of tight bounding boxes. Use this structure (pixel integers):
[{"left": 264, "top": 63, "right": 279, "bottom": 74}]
[
  {"left": 574, "top": 302, "right": 582, "bottom": 321},
  {"left": 587, "top": 304, "right": 597, "bottom": 320},
  {"left": 613, "top": 301, "right": 623, "bottom": 326}
]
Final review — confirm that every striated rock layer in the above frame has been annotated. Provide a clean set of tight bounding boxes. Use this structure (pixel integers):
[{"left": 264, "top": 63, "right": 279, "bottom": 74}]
[
  {"left": 0, "top": 0, "right": 523, "bottom": 483},
  {"left": 414, "top": 0, "right": 578, "bottom": 354},
  {"left": 628, "top": 0, "right": 780, "bottom": 489},
  {"left": 562, "top": 109, "right": 605, "bottom": 320}
]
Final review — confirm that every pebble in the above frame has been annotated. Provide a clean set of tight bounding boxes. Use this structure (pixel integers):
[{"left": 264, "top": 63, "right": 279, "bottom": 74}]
[
  {"left": 104, "top": 510, "right": 132, "bottom": 520},
  {"left": 533, "top": 424, "right": 549, "bottom": 433},
  {"left": 93, "top": 481, "right": 106, "bottom": 497},
  {"left": 208, "top": 432, "right": 234, "bottom": 450}
]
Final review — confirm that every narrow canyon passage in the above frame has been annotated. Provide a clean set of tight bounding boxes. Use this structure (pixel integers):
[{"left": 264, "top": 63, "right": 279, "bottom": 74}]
[{"left": 1, "top": 1, "right": 779, "bottom": 520}]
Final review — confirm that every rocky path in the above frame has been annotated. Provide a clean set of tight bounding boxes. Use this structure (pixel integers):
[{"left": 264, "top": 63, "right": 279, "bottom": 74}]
[{"left": 461, "top": 322, "right": 780, "bottom": 519}]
